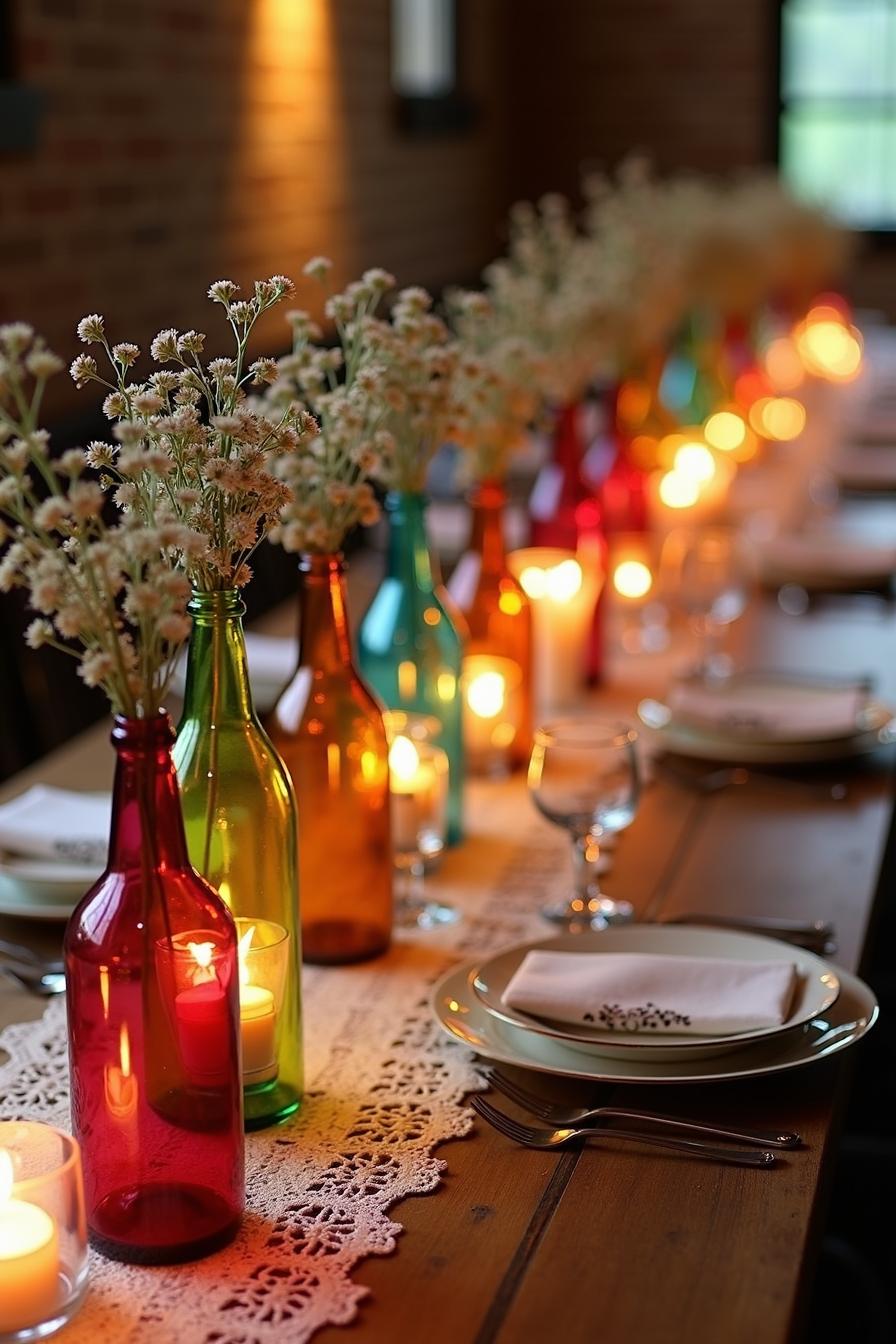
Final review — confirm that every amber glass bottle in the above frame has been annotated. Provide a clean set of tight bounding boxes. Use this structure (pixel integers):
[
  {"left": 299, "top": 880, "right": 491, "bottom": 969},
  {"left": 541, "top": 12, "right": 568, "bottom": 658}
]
[
  {"left": 447, "top": 479, "right": 533, "bottom": 766},
  {"left": 268, "top": 553, "right": 393, "bottom": 965}
]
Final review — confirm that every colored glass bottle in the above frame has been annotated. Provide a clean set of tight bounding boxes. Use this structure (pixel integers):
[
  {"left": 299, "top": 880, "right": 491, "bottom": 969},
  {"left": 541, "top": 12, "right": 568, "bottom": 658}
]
[
  {"left": 358, "top": 491, "right": 465, "bottom": 844},
  {"left": 64, "top": 712, "right": 244, "bottom": 1264},
  {"left": 267, "top": 553, "right": 393, "bottom": 965},
  {"left": 528, "top": 405, "right": 608, "bottom": 684},
  {"left": 447, "top": 479, "right": 533, "bottom": 768},
  {"left": 173, "top": 590, "right": 303, "bottom": 1131}
]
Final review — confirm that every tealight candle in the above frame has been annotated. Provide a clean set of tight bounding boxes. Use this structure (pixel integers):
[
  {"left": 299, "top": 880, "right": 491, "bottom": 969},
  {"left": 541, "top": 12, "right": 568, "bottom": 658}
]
[
  {"left": 173, "top": 938, "right": 231, "bottom": 1085},
  {"left": 237, "top": 924, "right": 279, "bottom": 1086},
  {"left": 508, "top": 548, "right": 599, "bottom": 716},
  {"left": 462, "top": 654, "right": 523, "bottom": 774},
  {"left": 0, "top": 1148, "right": 60, "bottom": 1333},
  {"left": 387, "top": 731, "right": 448, "bottom": 861}
]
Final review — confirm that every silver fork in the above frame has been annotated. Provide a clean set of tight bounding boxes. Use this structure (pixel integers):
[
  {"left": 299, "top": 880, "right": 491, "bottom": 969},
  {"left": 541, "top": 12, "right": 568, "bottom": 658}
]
[
  {"left": 481, "top": 1069, "right": 801, "bottom": 1148},
  {"left": 470, "top": 1096, "right": 777, "bottom": 1166}
]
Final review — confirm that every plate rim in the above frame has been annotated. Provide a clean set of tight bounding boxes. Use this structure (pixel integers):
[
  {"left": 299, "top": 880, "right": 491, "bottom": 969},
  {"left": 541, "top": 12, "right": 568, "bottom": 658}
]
[
  {"left": 471, "top": 926, "right": 840, "bottom": 1055},
  {"left": 433, "top": 959, "right": 878, "bottom": 1085}
]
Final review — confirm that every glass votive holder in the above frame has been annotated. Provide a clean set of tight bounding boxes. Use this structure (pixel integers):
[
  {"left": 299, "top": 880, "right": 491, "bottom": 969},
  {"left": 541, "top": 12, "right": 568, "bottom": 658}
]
[
  {"left": 607, "top": 532, "right": 669, "bottom": 655},
  {"left": 385, "top": 719, "right": 454, "bottom": 929},
  {"left": 0, "top": 1121, "right": 88, "bottom": 1342},
  {"left": 234, "top": 918, "right": 289, "bottom": 1090},
  {"left": 462, "top": 654, "right": 524, "bottom": 776},
  {"left": 155, "top": 928, "right": 235, "bottom": 1089}
]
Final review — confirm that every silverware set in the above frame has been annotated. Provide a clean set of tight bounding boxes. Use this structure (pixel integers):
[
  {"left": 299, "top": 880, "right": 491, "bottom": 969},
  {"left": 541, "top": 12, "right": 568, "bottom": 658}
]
[
  {"left": 472, "top": 1069, "right": 800, "bottom": 1168},
  {"left": 0, "top": 938, "right": 65, "bottom": 996}
]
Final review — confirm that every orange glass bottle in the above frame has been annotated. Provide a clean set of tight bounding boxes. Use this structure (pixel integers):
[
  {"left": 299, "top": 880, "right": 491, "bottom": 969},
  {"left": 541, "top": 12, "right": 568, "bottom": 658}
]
[
  {"left": 267, "top": 553, "right": 393, "bottom": 965},
  {"left": 447, "top": 480, "right": 533, "bottom": 767}
]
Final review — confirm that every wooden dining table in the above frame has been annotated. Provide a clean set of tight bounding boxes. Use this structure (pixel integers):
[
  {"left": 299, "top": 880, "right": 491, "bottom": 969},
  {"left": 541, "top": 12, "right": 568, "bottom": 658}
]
[{"left": 1, "top": 499, "right": 894, "bottom": 1344}]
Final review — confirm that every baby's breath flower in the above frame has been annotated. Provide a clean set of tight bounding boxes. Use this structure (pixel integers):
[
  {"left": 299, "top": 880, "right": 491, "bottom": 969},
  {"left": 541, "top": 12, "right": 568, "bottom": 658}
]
[
  {"left": 25, "top": 618, "right": 54, "bottom": 649},
  {"left": 25, "top": 348, "right": 64, "bottom": 379},
  {"left": 150, "top": 329, "right": 179, "bottom": 362},
  {"left": 70, "top": 354, "right": 98, "bottom": 388},
  {"left": 303, "top": 256, "right": 333, "bottom": 282},
  {"left": 76, "top": 315, "right": 104, "bottom": 344},
  {"left": 177, "top": 330, "right": 205, "bottom": 355},
  {"left": 58, "top": 448, "right": 87, "bottom": 477},
  {"left": 0, "top": 323, "right": 34, "bottom": 355},
  {"left": 112, "top": 343, "right": 140, "bottom": 367},
  {"left": 207, "top": 279, "right": 238, "bottom": 303}
]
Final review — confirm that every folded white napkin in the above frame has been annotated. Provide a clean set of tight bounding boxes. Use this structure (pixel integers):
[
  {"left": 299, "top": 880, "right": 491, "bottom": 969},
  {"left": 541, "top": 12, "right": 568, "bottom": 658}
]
[
  {"left": 503, "top": 950, "right": 798, "bottom": 1036},
  {"left": 0, "top": 786, "right": 110, "bottom": 865},
  {"left": 761, "top": 534, "right": 896, "bottom": 582},
  {"left": 668, "top": 680, "right": 863, "bottom": 742}
]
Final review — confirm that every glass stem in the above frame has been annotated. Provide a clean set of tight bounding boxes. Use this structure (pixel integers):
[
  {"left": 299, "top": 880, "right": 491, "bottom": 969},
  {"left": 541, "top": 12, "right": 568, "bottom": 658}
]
[{"left": 571, "top": 831, "right": 603, "bottom": 906}]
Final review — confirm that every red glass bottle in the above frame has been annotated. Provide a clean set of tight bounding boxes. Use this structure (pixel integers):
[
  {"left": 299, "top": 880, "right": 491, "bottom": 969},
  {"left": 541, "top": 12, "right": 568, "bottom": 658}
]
[
  {"left": 529, "top": 405, "right": 608, "bottom": 683},
  {"left": 64, "top": 712, "right": 244, "bottom": 1264},
  {"left": 600, "top": 382, "right": 649, "bottom": 536}
]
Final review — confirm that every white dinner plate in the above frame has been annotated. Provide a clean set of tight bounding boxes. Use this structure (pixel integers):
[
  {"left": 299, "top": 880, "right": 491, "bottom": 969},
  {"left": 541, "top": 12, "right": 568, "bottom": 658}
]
[
  {"left": 0, "top": 878, "right": 78, "bottom": 921},
  {"left": 471, "top": 927, "right": 840, "bottom": 1062},
  {"left": 638, "top": 695, "right": 895, "bottom": 764},
  {"left": 433, "top": 959, "right": 877, "bottom": 1085}
]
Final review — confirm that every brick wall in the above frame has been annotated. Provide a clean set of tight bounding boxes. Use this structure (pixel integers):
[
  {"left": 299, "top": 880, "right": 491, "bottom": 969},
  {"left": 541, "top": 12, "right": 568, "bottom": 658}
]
[{"left": 0, "top": 0, "right": 514, "bottom": 419}]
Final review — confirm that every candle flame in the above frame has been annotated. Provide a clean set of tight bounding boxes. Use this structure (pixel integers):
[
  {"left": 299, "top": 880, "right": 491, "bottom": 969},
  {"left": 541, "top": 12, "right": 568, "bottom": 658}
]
[
  {"left": 519, "top": 559, "right": 583, "bottom": 603},
  {"left": 613, "top": 559, "right": 653, "bottom": 600},
  {"left": 674, "top": 442, "right": 716, "bottom": 484},
  {"left": 389, "top": 734, "right": 420, "bottom": 782},
  {"left": 704, "top": 411, "right": 746, "bottom": 453},
  {"left": 119, "top": 1022, "right": 131, "bottom": 1078},
  {"left": 187, "top": 940, "right": 216, "bottom": 985},
  {"left": 658, "top": 470, "right": 700, "bottom": 509},
  {"left": 0, "top": 1149, "right": 12, "bottom": 1205},
  {"left": 467, "top": 671, "right": 506, "bottom": 720},
  {"left": 238, "top": 924, "right": 256, "bottom": 987}
]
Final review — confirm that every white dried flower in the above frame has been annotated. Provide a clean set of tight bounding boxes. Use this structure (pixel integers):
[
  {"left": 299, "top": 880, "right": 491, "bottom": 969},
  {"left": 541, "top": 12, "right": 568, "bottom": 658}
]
[
  {"left": 76, "top": 315, "right": 104, "bottom": 344},
  {"left": 70, "top": 354, "right": 98, "bottom": 387},
  {"left": 302, "top": 256, "right": 333, "bottom": 282}
]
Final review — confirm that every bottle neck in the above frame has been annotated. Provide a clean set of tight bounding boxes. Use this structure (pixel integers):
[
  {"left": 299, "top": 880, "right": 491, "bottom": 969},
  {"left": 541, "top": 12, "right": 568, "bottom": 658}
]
[
  {"left": 107, "top": 712, "right": 192, "bottom": 871},
  {"left": 181, "top": 590, "right": 254, "bottom": 723},
  {"left": 297, "top": 553, "right": 353, "bottom": 671},
  {"left": 467, "top": 480, "right": 507, "bottom": 576},
  {"left": 385, "top": 491, "right": 435, "bottom": 593}
]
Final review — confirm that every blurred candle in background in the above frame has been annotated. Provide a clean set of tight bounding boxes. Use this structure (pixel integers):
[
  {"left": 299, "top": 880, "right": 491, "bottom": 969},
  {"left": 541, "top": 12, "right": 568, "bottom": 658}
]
[{"left": 508, "top": 548, "right": 600, "bottom": 716}]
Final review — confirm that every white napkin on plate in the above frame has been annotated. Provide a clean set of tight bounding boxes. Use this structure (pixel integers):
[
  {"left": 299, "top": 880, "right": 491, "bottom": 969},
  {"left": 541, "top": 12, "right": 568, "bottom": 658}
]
[
  {"left": 668, "top": 680, "right": 864, "bottom": 742},
  {"left": 503, "top": 950, "right": 798, "bottom": 1036},
  {"left": 761, "top": 534, "right": 896, "bottom": 582},
  {"left": 0, "top": 786, "right": 110, "bottom": 866}
]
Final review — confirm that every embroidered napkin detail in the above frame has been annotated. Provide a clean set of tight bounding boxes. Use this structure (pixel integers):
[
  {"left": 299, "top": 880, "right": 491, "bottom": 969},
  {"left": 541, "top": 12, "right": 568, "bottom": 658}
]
[{"left": 503, "top": 950, "right": 798, "bottom": 1037}]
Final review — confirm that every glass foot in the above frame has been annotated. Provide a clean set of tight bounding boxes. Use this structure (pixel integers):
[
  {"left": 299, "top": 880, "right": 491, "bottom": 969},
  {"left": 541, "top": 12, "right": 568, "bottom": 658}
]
[
  {"left": 396, "top": 898, "right": 461, "bottom": 930},
  {"left": 541, "top": 896, "right": 635, "bottom": 931}
]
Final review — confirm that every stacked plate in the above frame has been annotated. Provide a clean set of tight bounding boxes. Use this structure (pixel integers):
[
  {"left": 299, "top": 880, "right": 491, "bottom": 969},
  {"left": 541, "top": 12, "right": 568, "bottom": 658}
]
[
  {"left": 0, "top": 786, "right": 109, "bottom": 921},
  {"left": 432, "top": 925, "right": 878, "bottom": 1086},
  {"left": 638, "top": 673, "right": 895, "bottom": 764}
]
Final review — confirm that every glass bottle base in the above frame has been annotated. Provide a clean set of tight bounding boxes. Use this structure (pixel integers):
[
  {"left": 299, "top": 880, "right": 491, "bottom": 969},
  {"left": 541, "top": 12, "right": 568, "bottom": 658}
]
[
  {"left": 302, "top": 919, "right": 390, "bottom": 965},
  {"left": 244, "top": 1079, "right": 302, "bottom": 1131},
  {"left": 89, "top": 1182, "right": 241, "bottom": 1264}
]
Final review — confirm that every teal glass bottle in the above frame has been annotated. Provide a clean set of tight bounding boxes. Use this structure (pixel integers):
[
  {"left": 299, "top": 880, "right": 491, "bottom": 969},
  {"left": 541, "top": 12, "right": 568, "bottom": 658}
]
[
  {"left": 358, "top": 491, "right": 465, "bottom": 844},
  {"left": 173, "top": 590, "right": 303, "bottom": 1131}
]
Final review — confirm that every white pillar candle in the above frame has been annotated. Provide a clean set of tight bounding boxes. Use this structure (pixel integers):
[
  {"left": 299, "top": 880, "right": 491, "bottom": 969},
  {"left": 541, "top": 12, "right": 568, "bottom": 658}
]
[
  {"left": 388, "top": 735, "right": 435, "bottom": 853},
  {"left": 508, "top": 549, "right": 598, "bottom": 717},
  {"left": 0, "top": 1149, "right": 60, "bottom": 1332}
]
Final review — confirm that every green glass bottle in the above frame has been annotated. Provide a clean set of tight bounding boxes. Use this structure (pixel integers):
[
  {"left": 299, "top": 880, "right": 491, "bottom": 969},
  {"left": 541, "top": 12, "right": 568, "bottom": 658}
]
[
  {"left": 173, "top": 589, "right": 303, "bottom": 1130},
  {"left": 358, "top": 491, "right": 465, "bottom": 844}
]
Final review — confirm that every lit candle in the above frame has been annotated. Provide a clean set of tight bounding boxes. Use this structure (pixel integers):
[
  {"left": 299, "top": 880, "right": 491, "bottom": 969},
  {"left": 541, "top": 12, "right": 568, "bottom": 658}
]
[
  {"left": 174, "top": 940, "right": 230, "bottom": 1084},
  {"left": 462, "top": 654, "right": 522, "bottom": 772},
  {"left": 388, "top": 734, "right": 433, "bottom": 853},
  {"left": 508, "top": 549, "right": 598, "bottom": 716},
  {"left": 0, "top": 1149, "right": 60, "bottom": 1333},
  {"left": 237, "top": 925, "right": 278, "bottom": 1086}
]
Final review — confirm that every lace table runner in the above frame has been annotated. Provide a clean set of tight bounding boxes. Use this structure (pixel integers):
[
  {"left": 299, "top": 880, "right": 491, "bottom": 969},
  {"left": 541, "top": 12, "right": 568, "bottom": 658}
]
[{"left": 0, "top": 781, "right": 564, "bottom": 1344}]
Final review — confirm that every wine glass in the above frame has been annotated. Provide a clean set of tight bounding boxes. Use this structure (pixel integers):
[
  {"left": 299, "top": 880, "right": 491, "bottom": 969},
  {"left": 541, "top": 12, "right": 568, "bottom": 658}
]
[
  {"left": 528, "top": 718, "right": 640, "bottom": 930},
  {"left": 388, "top": 724, "right": 459, "bottom": 930},
  {"left": 666, "top": 527, "right": 752, "bottom": 681}
]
